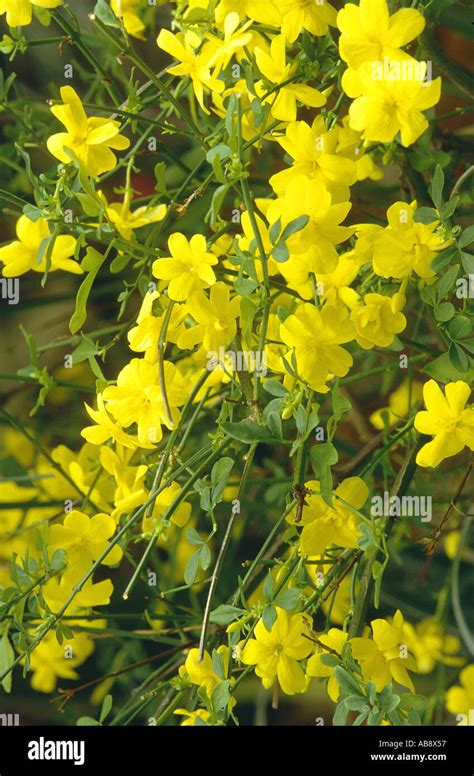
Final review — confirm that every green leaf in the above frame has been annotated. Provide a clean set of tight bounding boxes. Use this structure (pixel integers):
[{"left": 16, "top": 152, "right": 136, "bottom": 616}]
[
  {"left": 430, "top": 246, "right": 457, "bottom": 273},
  {"left": 429, "top": 164, "right": 444, "bottom": 209},
  {"left": 262, "top": 604, "right": 277, "bottom": 632},
  {"left": 93, "top": 0, "right": 120, "bottom": 26},
  {"left": 458, "top": 225, "right": 474, "bottom": 249},
  {"left": 437, "top": 264, "right": 459, "bottom": 299},
  {"left": 449, "top": 342, "right": 470, "bottom": 373},
  {"left": 269, "top": 218, "right": 282, "bottom": 245},
  {"left": 449, "top": 316, "right": 472, "bottom": 341},
  {"left": 22, "top": 204, "right": 43, "bottom": 222},
  {"left": 310, "top": 442, "right": 338, "bottom": 505},
  {"left": 434, "top": 302, "right": 455, "bottom": 322},
  {"left": 184, "top": 550, "right": 201, "bottom": 586},
  {"left": 0, "top": 632, "right": 14, "bottom": 693},
  {"left": 262, "top": 379, "right": 288, "bottom": 398},
  {"left": 69, "top": 248, "right": 105, "bottom": 334},
  {"left": 50, "top": 549, "right": 66, "bottom": 572},
  {"left": 334, "top": 666, "right": 362, "bottom": 697},
  {"left": 263, "top": 571, "right": 274, "bottom": 601},
  {"left": 186, "top": 528, "right": 204, "bottom": 546},
  {"left": 77, "top": 717, "right": 101, "bottom": 726},
  {"left": 424, "top": 352, "right": 474, "bottom": 383},
  {"left": 210, "top": 679, "right": 231, "bottom": 713},
  {"left": 461, "top": 252, "right": 474, "bottom": 274},
  {"left": 99, "top": 694, "right": 113, "bottom": 723},
  {"left": 280, "top": 215, "right": 309, "bottom": 241},
  {"left": 221, "top": 420, "right": 279, "bottom": 444},
  {"left": 344, "top": 694, "right": 369, "bottom": 711},
  {"left": 413, "top": 207, "right": 438, "bottom": 225},
  {"left": 275, "top": 588, "right": 300, "bottom": 610},
  {"left": 199, "top": 544, "right": 211, "bottom": 571},
  {"left": 209, "top": 605, "right": 245, "bottom": 626},
  {"left": 211, "top": 457, "right": 234, "bottom": 503},
  {"left": 333, "top": 701, "right": 349, "bottom": 726}
]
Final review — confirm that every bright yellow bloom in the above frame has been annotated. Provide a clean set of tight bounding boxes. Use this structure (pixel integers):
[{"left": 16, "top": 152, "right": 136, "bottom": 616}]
[
  {"left": 102, "top": 358, "right": 189, "bottom": 445},
  {"left": 280, "top": 303, "right": 355, "bottom": 392},
  {"left": 43, "top": 569, "right": 114, "bottom": 612},
  {"left": 275, "top": 0, "right": 336, "bottom": 43},
  {"left": 48, "top": 510, "right": 123, "bottom": 577},
  {"left": 254, "top": 35, "right": 326, "bottom": 122},
  {"left": 177, "top": 283, "right": 240, "bottom": 353},
  {"left": 402, "top": 618, "right": 463, "bottom": 674},
  {"left": 288, "top": 477, "right": 368, "bottom": 557},
  {"left": 82, "top": 393, "right": 142, "bottom": 449},
  {"left": 241, "top": 608, "right": 313, "bottom": 695},
  {"left": 100, "top": 191, "right": 166, "bottom": 240},
  {"left": 0, "top": 215, "right": 79, "bottom": 278},
  {"left": 157, "top": 29, "right": 224, "bottom": 113},
  {"left": 350, "top": 610, "right": 417, "bottom": 692},
  {"left": 371, "top": 201, "right": 451, "bottom": 279},
  {"left": 47, "top": 86, "right": 130, "bottom": 177},
  {"left": 141, "top": 481, "right": 192, "bottom": 534},
  {"left": 446, "top": 665, "right": 474, "bottom": 725},
  {"left": 350, "top": 291, "right": 407, "bottom": 349},
  {"left": 337, "top": 0, "right": 425, "bottom": 70},
  {"left": 414, "top": 381, "right": 474, "bottom": 468},
  {"left": 0, "top": 0, "right": 61, "bottom": 27},
  {"left": 179, "top": 646, "right": 229, "bottom": 694},
  {"left": 343, "top": 61, "right": 441, "bottom": 147},
  {"left": 152, "top": 233, "right": 218, "bottom": 301},
  {"left": 205, "top": 12, "right": 253, "bottom": 73},
  {"left": 370, "top": 379, "right": 423, "bottom": 429},
  {"left": 28, "top": 630, "right": 94, "bottom": 694},
  {"left": 127, "top": 291, "right": 186, "bottom": 363},
  {"left": 306, "top": 628, "right": 348, "bottom": 702},
  {"left": 214, "top": 0, "right": 280, "bottom": 28},
  {"left": 174, "top": 708, "right": 211, "bottom": 726},
  {"left": 265, "top": 177, "right": 352, "bottom": 272},
  {"left": 270, "top": 117, "right": 357, "bottom": 202},
  {"left": 111, "top": 0, "right": 145, "bottom": 39}
]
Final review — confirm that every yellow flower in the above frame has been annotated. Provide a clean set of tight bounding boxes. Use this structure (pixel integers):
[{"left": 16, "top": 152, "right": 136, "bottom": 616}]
[
  {"left": 174, "top": 708, "right": 211, "bottom": 726},
  {"left": 254, "top": 35, "right": 326, "bottom": 122},
  {"left": 270, "top": 116, "right": 357, "bottom": 202},
  {"left": 350, "top": 610, "right": 417, "bottom": 692},
  {"left": 100, "top": 191, "right": 166, "bottom": 240},
  {"left": 81, "top": 393, "right": 143, "bottom": 449},
  {"left": 47, "top": 86, "right": 130, "bottom": 177},
  {"left": 0, "top": 215, "right": 79, "bottom": 278},
  {"left": 127, "top": 291, "right": 187, "bottom": 363},
  {"left": 111, "top": 0, "right": 145, "bottom": 39},
  {"left": 343, "top": 60, "right": 441, "bottom": 147},
  {"left": 275, "top": 0, "right": 337, "bottom": 43},
  {"left": 205, "top": 12, "right": 253, "bottom": 74},
  {"left": 265, "top": 176, "right": 353, "bottom": 272},
  {"left": 157, "top": 29, "right": 224, "bottom": 113},
  {"left": 27, "top": 630, "right": 94, "bottom": 694},
  {"left": 280, "top": 303, "right": 355, "bottom": 393},
  {"left": 179, "top": 646, "right": 229, "bottom": 694},
  {"left": 306, "top": 628, "right": 348, "bottom": 702},
  {"left": 102, "top": 357, "right": 189, "bottom": 445},
  {"left": 214, "top": 0, "right": 280, "bottom": 28},
  {"left": 141, "top": 481, "right": 192, "bottom": 534},
  {"left": 48, "top": 510, "right": 123, "bottom": 577},
  {"left": 152, "top": 233, "right": 218, "bottom": 301},
  {"left": 350, "top": 291, "right": 407, "bottom": 349},
  {"left": 337, "top": 0, "right": 425, "bottom": 70},
  {"left": 370, "top": 379, "right": 423, "bottom": 429},
  {"left": 446, "top": 665, "right": 474, "bottom": 725},
  {"left": 240, "top": 608, "right": 313, "bottom": 694},
  {"left": 0, "top": 0, "right": 61, "bottom": 27},
  {"left": 402, "top": 618, "right": 463, "bottom": 674},
  {"left": 43, "top": 569, "right": 114, "bottom": 612},
  {"left": 177, "top": 283, "right": 240, "bottom": 353},
  {"left": 288, "top": 477, "right": 368, "bottom": 557},
  {"left": 372, "top": 201, "right": 451, "bottom": 279},
  {"left": 414, "top": 381, "right": 474, "bottom": 468}
]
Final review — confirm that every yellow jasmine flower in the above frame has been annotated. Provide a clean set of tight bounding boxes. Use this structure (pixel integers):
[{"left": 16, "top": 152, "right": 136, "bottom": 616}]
[
  {"left": 177, "top": 283, "right": 240, "bottom": 353},
  {"left": 280, "top": 303, "right": 355, "bottom": 392},
  {"left": 270, "top": 117, "right": 357, "bottom": 202},
  {"left": 141, "top": 481, "right": 192, "bottom": 534},
  {"left": 47, "top": 86, "right": 130, "bottom": 177},
  {"left": 152, "top": 233, "right": 218, "bottom": 302},
  {"left": 372, "top": 201, "right": 451, "bottom": 279},
  {"left": 102, "top": 357, "right": 189, "bottom": 445},
  {"left": 214, "top": 0, "right": 281, "bottom": 28},
  {"left": 350, "top": 291, "right": 407, "bottom": 350},
  {"left": 127, "top": 291, "right": 187, "bottom": 363},
  {"left": 99, "top": 191, "right": 166, "bottom": 241},
  {"left": 401, "top": 618, "right": 463, "bottom": 674},
  {"left": 414, "top": 380, "right": 474, "bottom": 468},
  {"left": 241, "top": 607, "right": 313, "bottom": 695},
  {"left": 43, "top": 569, "right": 114, "bottom": 612},
  {"left": 265, "top": 176, "right": 353, "bottom": 272},
  {"left": 0, "top": 0, "right": 61, "bottom": 27},
  {"left": 446, "top": 665, "right": 474, "bottom": 725},
  {"left": 288, "top": 477, "right": 369, "bottom": 557},
  {"left": 337, "top": 0, "right": 425, "bottom": 70},
  {"left": 27, "top": 630, "right": 94, "bottom": 694},
  {"left": 48, "top": 510, "right": 123, "bottom": 576},
  {"left": 350, "top": 610, "right": 417, "bottom": 692},
  {"left": 0, "top": 215, "right": 80, "bottom": 278},
  {"left": 157, "top": 29, "right": 224, "bottom": 113},
  {"left": 174, "top": 708, "right": 211, "bottom": 726},
  {"left": 205, "top": 12, "right": 253, "bottom": 74},
  {"left": 82, "top": 393, "right": 143, "bottom": 449},
  {"left": 179, "top": 645, "right": 230, "bottom": 694},
  {"left": 254, "top": 35, "right": 326, "bottom": 122},
  {"left": 306, "top": 628, "right": 348, "bottom": 702},
  {"left": 370, "top": 379, "right": 423, "bottom": 429},
  {"left": 275, "top": 0, "right": 337, "bottom": 44},
  {"left": 343, "top": 60, "right": 441, "bottom": 147},
  {"left": 111, "top": 0, "right": 145, "bottom": 39}
]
